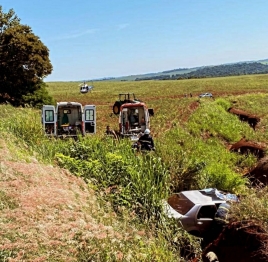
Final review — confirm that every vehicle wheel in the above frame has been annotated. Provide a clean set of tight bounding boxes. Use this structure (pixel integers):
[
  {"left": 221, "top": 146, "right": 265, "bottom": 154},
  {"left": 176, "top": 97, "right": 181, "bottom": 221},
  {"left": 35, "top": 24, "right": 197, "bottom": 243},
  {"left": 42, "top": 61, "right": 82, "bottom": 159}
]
[{"left": 113, "top": 102, "right": 121, "bottom": 115}]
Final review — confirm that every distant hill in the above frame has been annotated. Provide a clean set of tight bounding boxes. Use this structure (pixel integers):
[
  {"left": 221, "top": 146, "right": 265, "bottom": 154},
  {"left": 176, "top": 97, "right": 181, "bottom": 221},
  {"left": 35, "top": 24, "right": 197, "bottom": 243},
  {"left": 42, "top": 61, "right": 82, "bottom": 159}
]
[
  {"left": 104, "top": 59, "right": 268, "bottom": 81},
  {"left": 108, "top": 68, "right": 198, "bottom": 81},
  {"left": 170, "top": 62, "right": 268, "bottom": 81}
]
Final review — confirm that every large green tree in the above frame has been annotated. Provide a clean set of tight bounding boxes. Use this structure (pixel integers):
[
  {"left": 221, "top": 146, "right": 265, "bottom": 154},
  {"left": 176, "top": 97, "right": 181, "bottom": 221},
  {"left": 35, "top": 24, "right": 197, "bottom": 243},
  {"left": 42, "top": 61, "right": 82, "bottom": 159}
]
[{"left": 0, "top": 6, "right": 53, "bottom": 107}]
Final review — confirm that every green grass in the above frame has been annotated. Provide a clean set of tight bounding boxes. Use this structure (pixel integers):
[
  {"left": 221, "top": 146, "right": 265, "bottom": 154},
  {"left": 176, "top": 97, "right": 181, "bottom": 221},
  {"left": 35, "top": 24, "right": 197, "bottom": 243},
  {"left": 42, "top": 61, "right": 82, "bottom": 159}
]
[
  {"left": 44, "top": 74, "right": 268, "bottom": 258},
  {"left": 1, "top": 74, "right": 268, "bottom": 260}
]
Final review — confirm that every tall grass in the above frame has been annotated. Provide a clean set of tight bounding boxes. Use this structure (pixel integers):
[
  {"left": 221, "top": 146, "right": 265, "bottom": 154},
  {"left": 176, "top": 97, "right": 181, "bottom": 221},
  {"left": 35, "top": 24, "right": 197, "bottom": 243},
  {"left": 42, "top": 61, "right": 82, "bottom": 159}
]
[
  {"left": 155, "top": 98, "right": 258, "bottom": 193},
  {"left": 55, "top": 136, "right": 170, "bottom": 222},
  {"left": 0, "top": 106, "right": 186, "bottom": 261},
  {"left": 1, "top": 74, "right": 268, "bottom": 260},
  {"left": 0, "top": 104, "right": 76, "bottom": 163},
  {"left": 232, "top": 187, "right": 268, "bottom": 226}
]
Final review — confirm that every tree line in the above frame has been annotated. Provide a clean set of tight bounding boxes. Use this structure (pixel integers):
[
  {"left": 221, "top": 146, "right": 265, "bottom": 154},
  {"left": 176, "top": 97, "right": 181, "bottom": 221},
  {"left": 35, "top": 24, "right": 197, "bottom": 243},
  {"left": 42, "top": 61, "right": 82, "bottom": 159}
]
[
  {"left": 0, "top": 6, "right": 54, "bottom": 107},
  {"left": 135, "top": 62, "right": 268, "bottom": 81}
]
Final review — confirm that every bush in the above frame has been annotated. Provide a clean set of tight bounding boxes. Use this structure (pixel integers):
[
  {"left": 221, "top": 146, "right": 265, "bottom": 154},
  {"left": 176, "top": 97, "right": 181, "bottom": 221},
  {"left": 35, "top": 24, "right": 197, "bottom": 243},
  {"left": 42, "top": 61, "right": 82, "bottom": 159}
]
[{"left": 22, "top": 82, "right": 55, "bottom": 108}]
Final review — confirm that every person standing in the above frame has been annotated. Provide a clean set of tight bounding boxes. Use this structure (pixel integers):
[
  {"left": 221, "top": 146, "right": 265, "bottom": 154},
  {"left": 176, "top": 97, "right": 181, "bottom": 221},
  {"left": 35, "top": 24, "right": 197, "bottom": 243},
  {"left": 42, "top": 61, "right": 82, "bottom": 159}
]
[
  {"left": 211, "top": 202, "right": 231, "bottom": 240},
  {"left": 105, "top": 125, "right": 118, "bottom": 140},
  {"left": 138, "top": 129, "right": 155, "bottom": 151}
]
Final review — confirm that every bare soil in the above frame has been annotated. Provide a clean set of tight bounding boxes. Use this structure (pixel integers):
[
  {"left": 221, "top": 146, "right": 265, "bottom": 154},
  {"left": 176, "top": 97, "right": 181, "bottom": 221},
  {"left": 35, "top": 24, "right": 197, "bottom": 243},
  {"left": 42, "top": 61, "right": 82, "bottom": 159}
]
[
  {"left": 202, "top": 221, "right": 268, "bottom": 262},
  {"left": 244, "top": 156, "right": 268, "bottom": 186},
  {"left": 229, "top": 137, "right": 266, "bottom": 159}
]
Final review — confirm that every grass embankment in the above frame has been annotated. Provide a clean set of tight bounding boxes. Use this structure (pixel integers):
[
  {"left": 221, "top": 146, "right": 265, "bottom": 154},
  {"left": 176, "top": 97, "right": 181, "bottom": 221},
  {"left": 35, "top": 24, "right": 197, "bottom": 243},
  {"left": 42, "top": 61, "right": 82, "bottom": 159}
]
[
  {"left": 0, "top": 74, "right": 268, "bottom": 261},
  {"left": 0, "top": 106, "right": 184, "bottom": 261}
]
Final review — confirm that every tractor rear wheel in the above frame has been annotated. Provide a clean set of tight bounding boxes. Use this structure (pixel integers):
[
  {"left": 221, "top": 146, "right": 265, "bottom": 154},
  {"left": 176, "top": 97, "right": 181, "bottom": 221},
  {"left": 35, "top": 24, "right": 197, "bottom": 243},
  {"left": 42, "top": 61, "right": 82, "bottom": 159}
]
[{"left": 113, "top": 102, "right": 121, "bottom": 115}]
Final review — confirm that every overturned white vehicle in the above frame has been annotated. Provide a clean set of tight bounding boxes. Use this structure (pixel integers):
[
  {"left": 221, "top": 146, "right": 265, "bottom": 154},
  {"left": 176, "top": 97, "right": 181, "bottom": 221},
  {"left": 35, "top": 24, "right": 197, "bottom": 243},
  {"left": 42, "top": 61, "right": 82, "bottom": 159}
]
[{"left": 163, "top": 188, "right": 239, "bottom": 237}]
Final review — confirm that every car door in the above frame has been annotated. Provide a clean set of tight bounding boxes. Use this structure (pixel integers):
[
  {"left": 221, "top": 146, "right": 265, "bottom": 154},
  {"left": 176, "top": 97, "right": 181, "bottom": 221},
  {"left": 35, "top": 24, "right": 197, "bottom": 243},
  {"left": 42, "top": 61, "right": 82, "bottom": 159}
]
[
  {"left": 83, "top": 105, "right": 96, "bottom": 134},
  {"left": 42, "top": 105, "right": 56, "bottom": 136},
  {"left": 196, "top": 205, "right": 217, "bottom": 234},
  {"left": 120, "top": 107, "right": 130, "bottom": 134}
]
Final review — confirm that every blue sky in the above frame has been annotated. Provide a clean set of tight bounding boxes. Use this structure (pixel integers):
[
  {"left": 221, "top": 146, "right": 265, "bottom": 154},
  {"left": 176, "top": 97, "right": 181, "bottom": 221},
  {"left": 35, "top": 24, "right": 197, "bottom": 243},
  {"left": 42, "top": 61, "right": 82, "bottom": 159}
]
[{"left": 1, "top": 1, "right": 268, "bottom": 81}]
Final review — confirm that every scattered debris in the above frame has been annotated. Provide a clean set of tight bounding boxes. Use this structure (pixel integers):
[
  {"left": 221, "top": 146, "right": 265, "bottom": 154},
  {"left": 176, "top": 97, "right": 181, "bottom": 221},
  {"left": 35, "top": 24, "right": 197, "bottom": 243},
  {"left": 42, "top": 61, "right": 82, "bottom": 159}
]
[{"left": 204, "top": 251, "right": 219, "bottom": 262}]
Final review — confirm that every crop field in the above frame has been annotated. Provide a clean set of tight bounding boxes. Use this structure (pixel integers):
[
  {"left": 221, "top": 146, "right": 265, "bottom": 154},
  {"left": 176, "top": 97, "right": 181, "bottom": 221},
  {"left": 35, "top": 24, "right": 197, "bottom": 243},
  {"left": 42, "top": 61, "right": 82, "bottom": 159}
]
[
  {"left": 45, "top": 75, "right": 268, "bottom": 192},
  {"left": 0, "top": 74, "right": 267, "bottom": 261},
  {"left": 46, "top": 74, "right": 268, "bottom": 137}
]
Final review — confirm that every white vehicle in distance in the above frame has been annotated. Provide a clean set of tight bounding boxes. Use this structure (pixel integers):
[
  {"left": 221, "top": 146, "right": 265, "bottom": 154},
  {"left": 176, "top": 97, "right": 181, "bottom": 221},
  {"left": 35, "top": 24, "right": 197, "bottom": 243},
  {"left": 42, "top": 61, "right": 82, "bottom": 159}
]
[
  {"left": 163, "top": 188, "right": 239, "bottom": 237},
  {"left": 199, "top": 93, "right": 213, "bottom": 98}
]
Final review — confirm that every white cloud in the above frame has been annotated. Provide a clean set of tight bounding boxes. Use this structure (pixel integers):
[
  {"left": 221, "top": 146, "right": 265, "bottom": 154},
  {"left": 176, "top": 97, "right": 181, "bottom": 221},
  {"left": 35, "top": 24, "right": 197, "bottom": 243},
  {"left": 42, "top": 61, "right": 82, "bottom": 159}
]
[
  {"left": 117, "top": 23, "right": 129, "bottom": 30},
  {"left": 55, "top": 29, "right": 98, "bottom": 40}
]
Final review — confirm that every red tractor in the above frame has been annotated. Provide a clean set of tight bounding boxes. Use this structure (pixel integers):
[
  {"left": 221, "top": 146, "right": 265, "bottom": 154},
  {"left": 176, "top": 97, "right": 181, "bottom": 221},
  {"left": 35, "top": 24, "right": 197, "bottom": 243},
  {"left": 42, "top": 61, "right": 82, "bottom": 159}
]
[{"left": 112, "top": 93, "right": 142, "bottom": 115}]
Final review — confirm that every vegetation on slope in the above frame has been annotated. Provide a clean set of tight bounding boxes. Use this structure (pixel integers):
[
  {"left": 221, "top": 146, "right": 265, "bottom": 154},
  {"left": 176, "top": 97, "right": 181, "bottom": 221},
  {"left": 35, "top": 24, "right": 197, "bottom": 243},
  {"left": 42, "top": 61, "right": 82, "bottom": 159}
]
[
  {"left": 0, "top": 105, "right": 185, "bottom": 261},
  {"left": 1, "top": 75, "right": 268, "bottom": 261}
]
